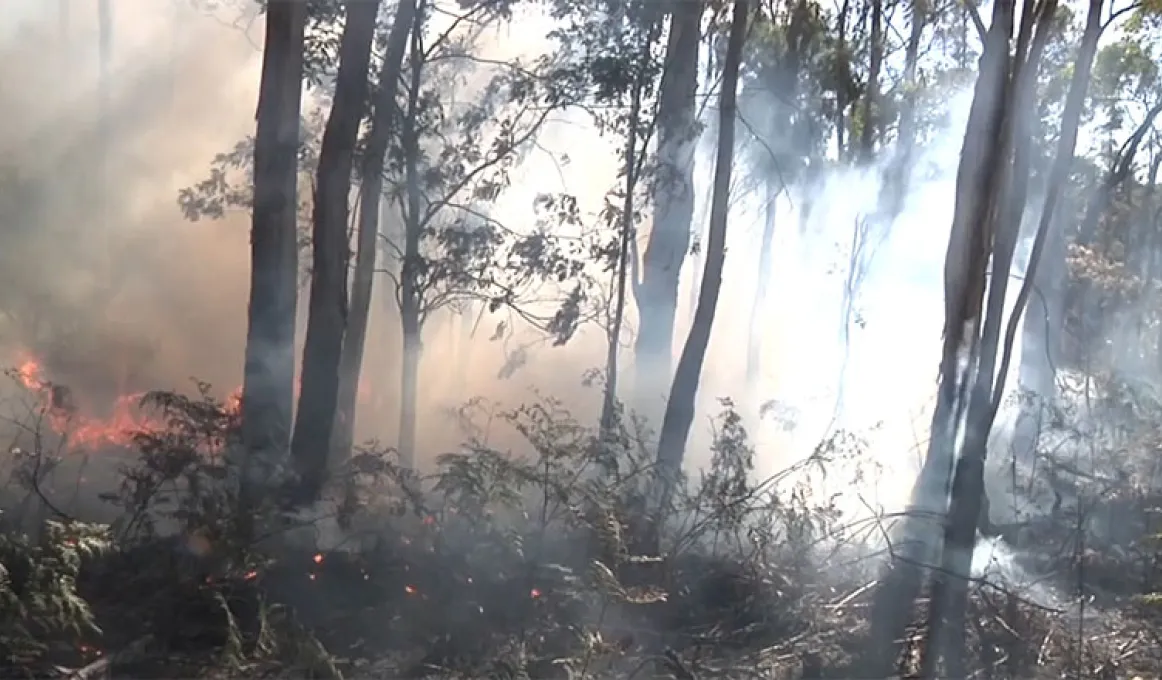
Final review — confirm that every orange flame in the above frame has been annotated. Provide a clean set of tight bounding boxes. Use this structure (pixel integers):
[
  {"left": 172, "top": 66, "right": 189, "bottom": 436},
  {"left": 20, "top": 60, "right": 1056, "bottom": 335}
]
[{"left": 9, "top": 352, "right": 163, "bottom": 450}]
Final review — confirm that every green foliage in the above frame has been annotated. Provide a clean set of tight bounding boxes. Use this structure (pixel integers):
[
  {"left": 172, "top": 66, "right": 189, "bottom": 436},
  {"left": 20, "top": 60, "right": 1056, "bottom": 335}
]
[{"left": 0, "top": 520, "right": 111, "bottom": 675}]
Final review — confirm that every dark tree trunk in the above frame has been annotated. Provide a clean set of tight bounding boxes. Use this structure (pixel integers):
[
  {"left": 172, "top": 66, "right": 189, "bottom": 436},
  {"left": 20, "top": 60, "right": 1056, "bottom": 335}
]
[
  {"left": 881, "top": 0, "right": 925, "bottom": 217},
  {"left": 333, "top": 0, "right": 417, "bottom": 463},
  {"left": 858, "top": 0, "right": 882, "bottom": 162},
  {"left": 291, "top": 0, "right": 381, "bottom": 502},
  {"left": 863, "top": 0, "right": 1021, "bottom": 670},
  {"left": 242, "top": 0, "right": 308, "bottom": 498},
  {"left": 834, "top": 0, "right": 850, "bottom": 160},
  {"left": 655, "top": 0, "right": 747, "bottom": 482},
  {"left": 633, "top": 0, "right": 703, "bottom": 404}
]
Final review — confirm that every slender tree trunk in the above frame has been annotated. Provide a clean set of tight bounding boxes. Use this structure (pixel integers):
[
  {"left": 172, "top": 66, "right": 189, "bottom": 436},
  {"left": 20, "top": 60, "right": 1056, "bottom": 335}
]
[
  {"left": 241, "top": 0, "right": 308, "bottom": 499},
  {"left": 634, "top": 0, "right": 703, "bottom": 404},
  {"left": 926, "top": 0, "right": 1099, "bottom": 675},
  {"left": 333, "top": 0, "right": 417, "bottom": 462},
  {"left": 746, "top": 187, "right": 777, "bottom": 383},
  {"left": 923, "top": 1, "right": 1059, "bottom": 673},
  {"left": 655, "top": 0, "right": 747, "bottom": 481},
  {"left": 882, "top": 0, "right": 926, "bottom": 217},
  {"left": 602, "top": 38, "right": 650, "bottom": 438},
  {"left": 291, "top": 0, "right": 381, "bottom": 502},
  {"left": 835, "top": 0, "right": 850, "bottom": 160},
  {"left": 858, "top": 0, "right": 882, "bottom": 162},
  {"left": 398, "top": 9, "right": 426, "bottom": 469},
  {"left": 863, "top": 0, "right": 1019, "bottom": 670}
]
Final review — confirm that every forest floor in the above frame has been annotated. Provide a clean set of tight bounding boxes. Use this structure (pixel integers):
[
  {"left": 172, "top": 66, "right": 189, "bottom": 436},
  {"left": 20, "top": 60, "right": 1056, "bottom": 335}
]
[{"left": 5, "top": 390, "right": 1162, "bottom": 679}]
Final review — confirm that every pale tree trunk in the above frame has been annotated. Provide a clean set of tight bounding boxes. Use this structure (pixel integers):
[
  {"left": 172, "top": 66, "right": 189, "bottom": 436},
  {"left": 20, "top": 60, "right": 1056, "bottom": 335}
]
[
  {"left": 291, "top": 0, "right": 381, "bottom": 502},
  {"left": 858, "top": 0, "right": 882, "bottom": 162},
  {"left": 241, "top": 0, "right": 308, "bottom": 499},
  {"left": 863, "top": 0, "right": 1021, "bottom": 670},
  {"left": 633, "top": 0, "right": 703, "bottom": 404},
  {"left": 655, "top": 0, "right": 747, "bottom": 483},
  {"left": 333, "top": 0, "right": 417, "bottom": 464},
  {"left": 745, "top": 187, "right": 777, "bottom": 382},
  {"left": 925, "top": 0, "right": 1100, "bottom": 675},
  {"left": 398, "top": 9, "right": 427, "bottom": 469},
  {"left": 745, "top": 0, "right": 809, "bottom": 384}
]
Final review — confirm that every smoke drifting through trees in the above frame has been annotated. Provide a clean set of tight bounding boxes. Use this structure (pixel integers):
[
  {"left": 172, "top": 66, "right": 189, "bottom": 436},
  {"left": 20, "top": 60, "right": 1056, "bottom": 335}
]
[{"left": 4, "top": 0, "right": 1162, "bottom": 677}]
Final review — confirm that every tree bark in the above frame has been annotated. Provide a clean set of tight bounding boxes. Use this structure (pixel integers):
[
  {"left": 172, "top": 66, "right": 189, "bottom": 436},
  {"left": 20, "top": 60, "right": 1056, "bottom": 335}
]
[
  {"left": 925, "top": 0, "right": 1099, "bottom": 675},
  {"left": 633, "top": 0, "right": 703, "bottom": 404},
  {"left": 601, "top": 33, "right": 651, "bottom": 439},
  {"left": 746, "top": 187, "right": 777, "bottom": 382},
  {"left": 863, "top": 0, "right": 1019, "bottom": 671},
  {"left": 655, "top": 0, "right": 747, "bottom": 483},
  {"left": 333, "top": 0, "right": 417, "bottom": 464},
  {"left": 291, "top": 0, "right": 381, "bottom": 502},
  {"left": 398, "top": 8, "right": 426, "bottom": 469},
  {"left": 834, "top": 0, "right": 850, "bottom": 160},
  {"left": 881, "top": 0, "right": 926, "bottom": 217},
  {"left": 923, "top": 0, "right": 1060, "bottom": 673},
  {"left": 241, "top": 0, "right": 308, "bottom": 497},
  {"left": 858, "top": 0, "right": 882, "bottom": 162}
]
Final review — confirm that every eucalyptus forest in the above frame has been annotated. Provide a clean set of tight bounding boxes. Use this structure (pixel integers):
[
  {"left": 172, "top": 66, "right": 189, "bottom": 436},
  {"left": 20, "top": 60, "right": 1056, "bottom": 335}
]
[{"left": 2, "top": 0, "right": 1162, "bottom": 677}]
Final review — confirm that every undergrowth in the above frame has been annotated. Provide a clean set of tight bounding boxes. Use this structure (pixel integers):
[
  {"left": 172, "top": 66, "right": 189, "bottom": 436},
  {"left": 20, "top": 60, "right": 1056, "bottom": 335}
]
[{"left": 2, "top": 379, "right": 1162, "bottom": 678}]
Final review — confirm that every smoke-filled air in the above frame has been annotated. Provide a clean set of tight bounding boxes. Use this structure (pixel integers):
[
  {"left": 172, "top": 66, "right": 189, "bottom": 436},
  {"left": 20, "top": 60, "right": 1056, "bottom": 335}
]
[{"left": 3, "top": 0, "right": 1162, "bottom": 677}]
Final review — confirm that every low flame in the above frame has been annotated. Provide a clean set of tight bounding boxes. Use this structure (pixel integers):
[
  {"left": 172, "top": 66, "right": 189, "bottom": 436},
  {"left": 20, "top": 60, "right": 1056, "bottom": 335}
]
[{"left": 11, "top": 352, "right": 162, "bottom": 449}]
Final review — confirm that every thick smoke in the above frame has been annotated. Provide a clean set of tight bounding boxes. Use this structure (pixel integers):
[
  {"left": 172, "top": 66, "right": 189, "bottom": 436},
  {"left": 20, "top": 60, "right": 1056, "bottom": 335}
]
[{"left": 0, "top": 1, "right": 1063, "bottom": 547}]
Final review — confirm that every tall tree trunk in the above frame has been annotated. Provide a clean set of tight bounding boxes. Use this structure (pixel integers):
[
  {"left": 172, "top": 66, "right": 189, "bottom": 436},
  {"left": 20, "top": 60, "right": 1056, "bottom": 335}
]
[
  {"left": 746, "top": 187, "right": 777, "bottom": 382},
  {"left": 834, "top": 0, "right": 850, "bottom": 160},
  {"left": 923, "top": 0, "right": 1060, "bottom": 673},
  {"left": 242, "top": 0, "right": 308, "bottom": 500},
  {"left": 633, "top": 0, "right": 703, "bottom": 404},
  {"left": 602, "top": 33, "right": 652, "bottom": 439},
  {"left": 882, "top": 0, "right": 926, "bottom": 217},
  {"left": 746, "top": 0, "right": 809, "bottom": 383},
  {"left": 655, "top": 0, "right": 746, "bottom": 482},
  {"left": 925, "top": 0, "right": 1099, "bottom": 675},
  {"left": 333, "top": 0, "right": 417, "bottom": 463},
  {"left": 863, "top": 0, "right": 1020, "bottom": 670},
  {"left": 858, "top": 0, "right": 882, "bottom": 162},
  {"left": 398, "top": 8, "right": 427, "bottom": 469},
  {"left": 291, "top": 0, "right": 381, "bottom": 502}
]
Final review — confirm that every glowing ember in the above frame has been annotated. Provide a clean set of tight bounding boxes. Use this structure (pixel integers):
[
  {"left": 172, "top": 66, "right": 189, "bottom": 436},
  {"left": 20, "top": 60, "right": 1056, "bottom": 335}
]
[
  {"left": 244, "top": 570, "right": 258, "bottom": 581},
  {"left": 530, "top": 588, "right": 542, "bottom": 599},
  {"left": 312, "top": 553, "right": 324, "bottom": 564},
  {"left": 404, "top": 584, "right": 417, "bottom": 595}
]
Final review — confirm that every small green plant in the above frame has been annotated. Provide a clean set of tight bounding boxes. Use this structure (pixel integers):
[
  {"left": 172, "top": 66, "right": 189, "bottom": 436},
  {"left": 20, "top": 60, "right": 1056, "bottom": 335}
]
[{"left": 0, "top": 519, "right": 111, "bottom": 676}]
